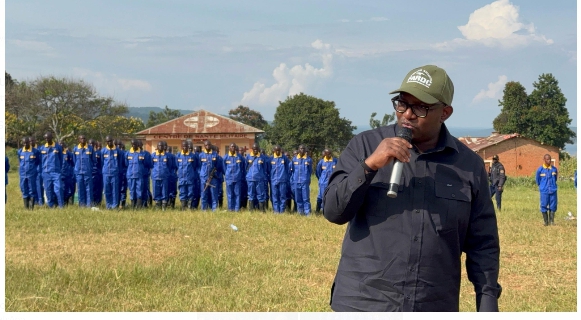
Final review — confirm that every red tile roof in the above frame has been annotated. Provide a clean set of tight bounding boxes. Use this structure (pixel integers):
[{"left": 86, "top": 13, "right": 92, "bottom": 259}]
[{"left": 137, "top": 109, "right": 265, "bottom": 135}]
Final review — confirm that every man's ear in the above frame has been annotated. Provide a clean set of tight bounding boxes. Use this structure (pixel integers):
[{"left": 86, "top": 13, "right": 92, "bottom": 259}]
[{"left": 441, "top": 105, "right": 453, "bottom": 123}]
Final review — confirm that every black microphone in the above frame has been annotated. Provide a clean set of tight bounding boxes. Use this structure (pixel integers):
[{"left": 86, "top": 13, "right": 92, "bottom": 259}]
[{"left": 387, "top": 127, "right": 412, "bottom": 198}]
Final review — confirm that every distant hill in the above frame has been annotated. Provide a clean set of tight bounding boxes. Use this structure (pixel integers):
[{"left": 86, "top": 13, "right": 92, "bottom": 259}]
[{"left": 126, "top": 106, "right": 194, "bottom": 123}]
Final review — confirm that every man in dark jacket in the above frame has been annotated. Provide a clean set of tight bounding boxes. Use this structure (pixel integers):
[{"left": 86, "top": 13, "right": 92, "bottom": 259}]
[
  {"left": 489, "top": 155, "right": 506, "bottom": 211},
  {"left": 323, "top": 65, "right": 501, "bottom": 312}
]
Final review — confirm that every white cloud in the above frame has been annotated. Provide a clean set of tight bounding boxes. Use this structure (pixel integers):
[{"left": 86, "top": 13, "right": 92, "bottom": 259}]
[
  {"left": 240, "top": 40, "right": 333, "bottom": 107},
  {"left": 340, "top": 17, "right": 388, "bottom": 23},
  {"left": 472, "top": 75, "right": 508, "bottom": 103},
  {"left": 370, "top": 17, "right": 388, "bottom": 22},
  {"left": 10, "top": 39, "right": 57, "bottom": 56},
  {"left": 73, "top": 68, "right": 152, "bottom": 95},
  {"left": 437, "top": 0, "right": 553, "bottom": 49}
]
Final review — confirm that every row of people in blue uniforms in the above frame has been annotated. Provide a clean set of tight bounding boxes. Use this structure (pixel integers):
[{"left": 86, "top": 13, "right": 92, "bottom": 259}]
[{"left": 14, "top": 133, "right": 337, "bottom": 215}]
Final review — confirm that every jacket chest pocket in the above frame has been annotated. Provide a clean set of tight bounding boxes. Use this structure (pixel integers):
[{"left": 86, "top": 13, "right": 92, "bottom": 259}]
[{"left": 429, "top": 181, "right": 471, "bottom": 233}]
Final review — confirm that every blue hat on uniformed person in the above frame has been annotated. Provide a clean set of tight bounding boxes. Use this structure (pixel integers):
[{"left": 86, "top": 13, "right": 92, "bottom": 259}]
[{"left": 389, "top": 65, "right": 454, "bottom": 106}]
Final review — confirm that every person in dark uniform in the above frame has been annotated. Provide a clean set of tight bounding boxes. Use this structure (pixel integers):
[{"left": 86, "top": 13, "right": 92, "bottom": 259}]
[
  {"left": 535, "top": 154, "right": 558, "bottom": 226},
  {"left": 115, "top": 139, "right": 128, "bottom": 209},
  {"left": 323, "top": 65, "right": 501, "bottom": 312},
  {"left": 164, "top": 141, "right": 178, "bottom": 209},
  {"left": 488, "top": 155, "right": 506, "bottom": 211},
  {"left": 90, "top": 139, "right": 104, "bottom": 206}
]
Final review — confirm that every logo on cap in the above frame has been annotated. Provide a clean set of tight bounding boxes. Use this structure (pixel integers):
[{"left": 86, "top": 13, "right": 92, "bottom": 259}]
[{"left": 406, "top": 69, "right": 432, "bottom": 88}]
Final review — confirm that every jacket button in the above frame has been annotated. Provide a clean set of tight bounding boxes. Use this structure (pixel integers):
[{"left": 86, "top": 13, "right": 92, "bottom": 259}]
[
  {"left": 413, "top": 236, "right": 419, "bottom": 241},
  {"left": 452, "top": 194, "right": 455, "bottom": 198},
  {"left": 358, "top": 179, "right": 362, "bottom": 183},
  {"left": 415, "top": 209, "right": 419, "bottom": 213}
]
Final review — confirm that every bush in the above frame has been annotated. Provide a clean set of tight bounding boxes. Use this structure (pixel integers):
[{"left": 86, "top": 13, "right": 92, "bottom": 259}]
[{"left": 6, "top": 147, "right": 19, "bottom": 173}]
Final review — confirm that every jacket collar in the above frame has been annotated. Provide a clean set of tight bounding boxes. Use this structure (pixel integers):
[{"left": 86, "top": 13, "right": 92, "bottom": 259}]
[{"left": 45, "top": 142, "right": 55, "bottom": 147}]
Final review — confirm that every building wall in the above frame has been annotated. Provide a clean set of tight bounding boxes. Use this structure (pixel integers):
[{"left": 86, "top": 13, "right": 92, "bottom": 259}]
[
  {"left": 143, "top": 137, "right": 255, "bottom": 155},
  {"left": 476, "top": 137, "right": 559, "bottom": 177}
]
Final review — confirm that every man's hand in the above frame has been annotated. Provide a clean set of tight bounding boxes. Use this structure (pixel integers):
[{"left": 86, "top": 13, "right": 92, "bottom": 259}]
[
  {"left": 364, "top": 137, "right": 412, "bottom": 171},
  {"left": 497, "top": 186, "right": 503, "bottom": 191}
]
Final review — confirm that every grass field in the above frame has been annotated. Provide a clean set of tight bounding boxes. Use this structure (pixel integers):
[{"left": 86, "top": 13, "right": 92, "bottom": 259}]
[{"left": 3, "top": 171, "right": 577, "bottom": 312}]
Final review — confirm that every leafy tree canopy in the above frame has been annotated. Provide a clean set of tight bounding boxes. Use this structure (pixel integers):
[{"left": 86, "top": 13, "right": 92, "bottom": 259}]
[
  {"left": 369, "top": 112, "right": 395, "bottom": 129},
  {"left": 266, "top": 93, "right": 356, "bottom": 157},
  {"left": 146, "top": 105, "right": 183, "bottom": 128},
  {"left": 493, "top": 74, "right": 575, "bottom": 151},
  {"left": 228, "top": 105, "right": 268, "bottom": 130},
  {"left": 5, "top": 75, "right": 138, "bottom": 147}
]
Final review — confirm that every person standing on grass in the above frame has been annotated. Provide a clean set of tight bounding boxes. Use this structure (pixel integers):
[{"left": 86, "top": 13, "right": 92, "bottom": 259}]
[
  {"left": 139, "top": 140, "right": 153, "bottom": 208},
  {"left": 164, "top": 142, "right": 178, "bottom": 209},
  {"left": 39, "top": 132, "right": 65, "bottom": 208},
  {"left": 73, "top": 135, "right": 95, "bottom": 208},
  {"left": 290, "top": 145, "right": 312, "bottom": 216},
  {"left": 488, "top": 155, "right": 506, "bottom": 211},
  {"left": 29, "top": 137, "right": 44, "bottom": 206},
  {"left": 323, "top": 65, "right": 501, "bottom": 311},
  {"left": 151, "top": 141, "right": 171, "bottom": 211},
  {"left": 115, "top": 140, "right": 128, "bottom": 209},
  {"left": 90, "top": 139, "right": 104, "bottom": 206},
  {"left": 101, "top": 136, "right": 122, "bottom": 210},
  {"left": 245, "top": 143, "right": 268, "bottom": 213},
  {"left": 199, "top": 140, "right": 222, "bottom": 211},
  {"left": 18, "top": 137, "right": 40, "bottom": 209},
  {"left": 176, "top": 140, "right": 198, "bottom": 211},
  {"left": 223, "top": 143, "right": 245, "bottom": 212},
  {"left": 59, "top": 140, "right": 76, "bottom": 206},
  {"left": 536, "top": 154, "right": 558, "bottom": 226},
  {"left": 315, "top": 148, "right": 337, "bottom": 214},
  {"left": 5, "top": 155, "right": 9, "bottom": 204},
  {"left": 269, "top": 145, "right": 290, "bottom": 214}
]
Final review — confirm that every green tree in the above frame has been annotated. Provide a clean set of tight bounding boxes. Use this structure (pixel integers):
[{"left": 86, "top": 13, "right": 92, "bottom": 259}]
[
  {"left": 523, "top": 73, "right": 575, "bottom": 150},
  {"left": 493, "top": 81, "right": 529, "bottom": 134},
  {"left": 5, "top": 75, "right": 130, "bottom": 146},
  {"left": 266, "top": 93, "right": 356, "bottom": 156},
  {"left": 369, "top": 112, "right": 395, "bottom": 129},
  {"left": 228, "top": 105, "right": 268, "bottom": 130},
  {"left": 146, "top": 105, "right": 183, "bottom": 127}
]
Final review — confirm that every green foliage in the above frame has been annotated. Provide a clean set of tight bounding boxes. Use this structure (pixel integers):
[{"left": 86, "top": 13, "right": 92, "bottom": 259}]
[
  {"left": 228, "top": 105, "right": 268, "bottom": 131},
  {"left": 558, "top": 156, "right": 577, "bottom": 181},
  {"left": 146, "top": 105, "right": 183, "bottom": 128},
  {"left": 5, "top": 75, "right": 130, "bottom": 147},
  {"left": 369, "top": 112, "right": 396, "bottom": 129},
  {"left": 493, "top": 81, "right": 529, "bottom": 134},
  {"left": 266, "top": 93, "right": 356, "bottom": 157},
  {"left": 493, "top": 75, "right": 575, "bottom": 150}
]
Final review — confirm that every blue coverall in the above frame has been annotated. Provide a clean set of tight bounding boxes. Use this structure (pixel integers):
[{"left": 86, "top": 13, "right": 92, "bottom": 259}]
[
  {"left": 199, "top": 150, "right": 222, "bottom": 211},
  {"left": 39, "top": 142, "right": 64, "bottom": 208},
  {"left": 176, "top": 151, "right": 199, "bottom": 203},
  {"left": 269, "top": 154, "right": 290, "bottom": 213},
  {"left": 151, "top": 151, "right": 172, "bottom": 204},
  {"left": 223, "top": 151, "right": 245, "bottom": 211},
  {"left": 315, "top": 156, "right": 337, "bottom": 211},
  {"left": 18, "top": 147, "right": 40, "bottom": 201},
  {"left": 73, "top": 143, "right": 95, "bottom": 207},
  {"left": 62, "top": 148, "right": 75, "bottom": 204},
  {"left": 536, "top": 164, "right": 558, "bottom": 213},
  {"left": 245, "top": 151, "right": 268, "bottom": 208},
  {"left": 290, "top": 154, "right": 312, "bottom": 215},
  {"left": 101, "top": 146, "right": 122, "bottom": 209}
]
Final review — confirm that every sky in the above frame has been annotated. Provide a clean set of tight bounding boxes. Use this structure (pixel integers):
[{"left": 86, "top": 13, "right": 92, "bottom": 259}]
[{"left": 4, "top": 0, "right": 578, "bottom": 130}]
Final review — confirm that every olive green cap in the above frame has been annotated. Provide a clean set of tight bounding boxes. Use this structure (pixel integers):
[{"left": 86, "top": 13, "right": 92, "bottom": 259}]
[{"left": 389, "top": 65, "right": 454, "bottom": 106}]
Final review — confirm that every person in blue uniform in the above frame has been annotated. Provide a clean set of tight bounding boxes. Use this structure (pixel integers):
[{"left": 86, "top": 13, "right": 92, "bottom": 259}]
[
  {"left": 73, "top": 135, "right": 94, "bottom": 207},
  {"left": 190, "top": 145, "right": 202, "bottom": 210},
  {"left": 199, "top": 140, "right": 223, "bottom": 211},
  {"left": 138, "top": 140, "right": 153, "bottom": 208},
  {"left": 115, "top": 140, "right": 128, "bottom": 209},
  {"left": 223, "top": 143, "right": 245, "bottom": 212},
  {"left": 89, "top": 139, "right": 103, "bottom": 206},
  {"left": 163, "top": 141, "right": 178, "bottom": 209},
  {"left": 39, "top": 132, "right": 64, "bottom": 208},
  {"left": 175, "top": 140, "right": 198, "bottom": 210},
  {"left": 245, "top": 143, "right": 268, "bottom": 212},
  {"left": 290, "top": 145, "right": 312, "bottom": 216},
  {"left": 212, "top": 146, "right": 225, "bottom": 209},
  {"left": 100, "top": 136, "right": 122, "bottom": 210},
  {"left": 18, "top": 137, "right": 40, "bottom": 209},
  {"left": 59, "top": 140, "right": 76, "bottom": 206},
  {"left": 151, "top": 141, "right": 171, "bottom": 210},
  {"left": 30, "top": 136, "right": 44, "bottom": 206},
  {"left": 315, "top": 148, "right": 337, "bottom": 213},
  {"left": 536, "top": 154, "right": 558, "bottom": 226},
  {"left": 5, "top": 155, "right": 9, "bottom": 204},
  {"left": 269, "top": 145, "right": 290, "bottom": 214}
]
